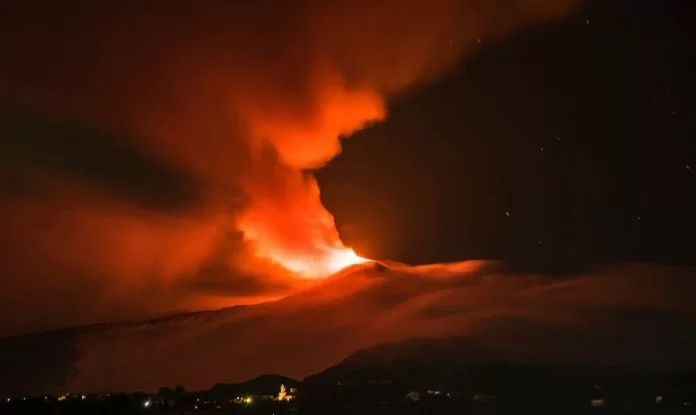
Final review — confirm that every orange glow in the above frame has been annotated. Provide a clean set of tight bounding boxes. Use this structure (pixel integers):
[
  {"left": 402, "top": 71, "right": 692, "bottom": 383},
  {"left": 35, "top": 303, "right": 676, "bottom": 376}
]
[
  {"left": 239, "top": 181, "right": 370, "bottom": 279},
  {"left": 0, "top": 0, "right": 581, "bottom": 334},
  {"left": 236, "top": 71, "right": 380, "bottom": 279},
  {"left": 268, "top": 246, "right": 368, "bottom": 278}
]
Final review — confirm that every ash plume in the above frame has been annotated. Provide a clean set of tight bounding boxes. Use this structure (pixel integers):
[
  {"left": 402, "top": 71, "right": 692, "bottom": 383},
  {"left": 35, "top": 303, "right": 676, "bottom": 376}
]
[{"left": 0, "top": 0, "right": 578, "bottom": 335}]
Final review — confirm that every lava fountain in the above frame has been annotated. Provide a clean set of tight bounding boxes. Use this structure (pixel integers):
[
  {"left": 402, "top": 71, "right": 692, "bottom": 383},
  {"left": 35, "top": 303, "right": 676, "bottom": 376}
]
[
  {"left": 241, "top": 205, "right": 369, "bottom": 279},
  {"left": 240, "top": 206, "right": 370, "bottom": 278},
  {"left": 233, "top": 70, "right": 383, "bottom": 279},
  {"left": 237, "top": 143, "right": 372, "bottom": 279}
]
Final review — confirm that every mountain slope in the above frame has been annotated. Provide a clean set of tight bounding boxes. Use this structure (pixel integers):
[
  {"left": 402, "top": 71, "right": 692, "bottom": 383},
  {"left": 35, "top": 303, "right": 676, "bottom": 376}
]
[{"left": 1, "top": 261, "right": 695, "bottom": 396}]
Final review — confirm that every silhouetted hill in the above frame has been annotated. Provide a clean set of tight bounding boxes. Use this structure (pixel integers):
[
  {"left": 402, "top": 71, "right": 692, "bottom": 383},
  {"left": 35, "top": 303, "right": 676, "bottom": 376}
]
[
  {"left": 302, "top": 336, "right": 696, "bottom": 409},
  {"left": 201, "top": 374, "right": 299, "bottom": 400}
]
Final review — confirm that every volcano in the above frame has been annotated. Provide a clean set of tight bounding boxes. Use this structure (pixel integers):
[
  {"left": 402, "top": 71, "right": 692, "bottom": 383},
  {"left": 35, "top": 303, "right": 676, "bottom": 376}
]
[{"left": 1, "top": 260, "right": 695, "bottom": 396}]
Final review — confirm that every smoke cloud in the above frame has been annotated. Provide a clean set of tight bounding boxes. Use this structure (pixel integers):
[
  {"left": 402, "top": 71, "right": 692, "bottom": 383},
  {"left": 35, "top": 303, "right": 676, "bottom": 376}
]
[{"left": 0, "top": 0, "right": 578, "bottom": 335}]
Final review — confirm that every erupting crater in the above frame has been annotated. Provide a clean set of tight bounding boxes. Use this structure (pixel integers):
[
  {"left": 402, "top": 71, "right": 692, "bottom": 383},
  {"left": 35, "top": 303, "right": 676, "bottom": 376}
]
[{"left": 267, "top": 246, "right": 370, "bottom": 278}]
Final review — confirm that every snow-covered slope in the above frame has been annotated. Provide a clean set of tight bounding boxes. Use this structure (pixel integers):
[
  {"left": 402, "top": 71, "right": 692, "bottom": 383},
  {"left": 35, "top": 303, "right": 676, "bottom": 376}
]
[{"left": 1, "top": 260, "right": 694, "bottom": 396}]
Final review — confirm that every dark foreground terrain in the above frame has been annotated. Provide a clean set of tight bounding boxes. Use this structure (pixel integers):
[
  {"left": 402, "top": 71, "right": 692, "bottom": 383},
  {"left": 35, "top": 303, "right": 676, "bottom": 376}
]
[{"left": 3, "top": 337, "right": 696, "bottom": 414}]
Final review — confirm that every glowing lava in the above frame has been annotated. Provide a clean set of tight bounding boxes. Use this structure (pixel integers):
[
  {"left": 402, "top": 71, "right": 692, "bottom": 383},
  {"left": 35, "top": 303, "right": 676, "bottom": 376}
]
[
  {"left": 265, "top": 246, "right": 369, "bottom": 278},
  {"left": 238, "top": 176, "right": 372, "bottom": 278},
  {"left": 239, "top": 174, "right": 370, "bottom": 279},
  {"left": 242, "top": 222, "right": 369, "bottom": 279}
]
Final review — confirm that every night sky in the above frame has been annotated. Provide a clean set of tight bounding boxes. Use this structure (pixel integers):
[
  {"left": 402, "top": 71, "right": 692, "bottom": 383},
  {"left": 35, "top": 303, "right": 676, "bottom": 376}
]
[
  {"left": 0, "top": 0, "right": 694, "bottom": 338},
  {"left": 321, "top": 0, "right": 695, "bottom": 271}
]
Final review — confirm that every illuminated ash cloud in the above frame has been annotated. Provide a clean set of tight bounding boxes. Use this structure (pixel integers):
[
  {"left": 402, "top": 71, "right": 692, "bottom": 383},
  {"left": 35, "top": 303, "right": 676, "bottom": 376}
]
[{"left": 0, "top": 0, "right": 578, "bottom": 335}]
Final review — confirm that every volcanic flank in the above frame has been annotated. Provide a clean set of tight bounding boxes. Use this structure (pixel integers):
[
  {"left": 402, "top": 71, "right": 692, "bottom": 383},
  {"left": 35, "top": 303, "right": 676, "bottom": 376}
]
[{"left": 1, "top": 261, "right": 695, "bottom": 396}]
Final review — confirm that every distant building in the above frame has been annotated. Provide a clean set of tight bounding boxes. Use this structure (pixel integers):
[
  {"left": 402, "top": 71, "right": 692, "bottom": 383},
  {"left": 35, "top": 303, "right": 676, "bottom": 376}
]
[
  {"left": 276, "top": 384, "right": 295, "bottom": 402},
  {"left": 277, "top": 385, "right": 287, "bottom": 401}
]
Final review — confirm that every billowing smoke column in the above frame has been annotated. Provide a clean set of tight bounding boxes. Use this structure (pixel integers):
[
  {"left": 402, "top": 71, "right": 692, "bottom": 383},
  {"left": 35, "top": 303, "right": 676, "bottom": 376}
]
[{"left": 0, "top": 0, "right": 577, "bottom": 333}]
